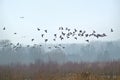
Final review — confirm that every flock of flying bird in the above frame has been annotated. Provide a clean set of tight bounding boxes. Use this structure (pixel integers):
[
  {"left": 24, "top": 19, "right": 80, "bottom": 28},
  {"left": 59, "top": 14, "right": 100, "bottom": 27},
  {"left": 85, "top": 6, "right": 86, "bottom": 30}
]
[{"left": 1, "top": 26, "right": 113, "bottom": 50}]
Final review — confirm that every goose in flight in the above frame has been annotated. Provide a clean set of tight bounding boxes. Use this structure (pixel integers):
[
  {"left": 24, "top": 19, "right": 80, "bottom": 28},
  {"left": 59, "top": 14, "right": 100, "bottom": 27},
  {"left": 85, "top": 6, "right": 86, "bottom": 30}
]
[
  {"left": 41, "top": 34, "right": 44, "bottom": 37},
  {"left": 102, "top": 33, "right": 107, "bottom": 37},
  {"left": 61, "top": 32, "right": 65, "bottom": 36},
  {"left": 45, "top": 39, "right": 48, "bottom": 42},
  {"left": 54, "top": 34, "right": 57, "bottom": 38},
  {"left": 20, "top": 17, "right": 24, "bottom": 18},
  {"left": 59, "top": 35, "right": 64, "bottom": 40},
  {"left": 14, "top": 33, "right": 17, "bottom": 34},
  {"left": 48, "top": 46, "right": 51, "bottom": 49},
  {"left": 59, "top": 27, "right": 63, "bottom": 30},
  {"left": 53, "top": 39, "right": 56, "bottom": 41},
  {"left": 31, "top": 39, "right": 34, "bottom": 41},
  {"left": 54, "top": 46, "right": 59, "bottom": 48},
  {"left": 86, "top": 40, "right": 89, "bottom": 43},
  {"left": 37, "top": 28, "right": 40, "bottom": 31},
  {"left": 67, "top": 36, "right": 70, "bottom": 39},
  {"left": 68, "top": 29, "right": 70, "bottom": 31},
  {"left": 3, "top": 27, "right": 5, "bottom": 30},
  {"left": 74, "top": 37, "right": 77, "bottom": 40},
  {"left": 39, "top": 45, "right": 42, "bottom": 47},
  {"left": 79, "top": 30, "right": 82, "bottom": 33},
  {"left": 93, "top": 30, "right": 96, "bottom": 33},
  {"left": 58, "top": 44, "right": 61, "bottom": 46},
  {"left": 74, "top": 28, "right": 77, "bottom": 32},
  {"left": 16, "top": 43, "right": 19, "bottom": 45},
  {"left": 111, "top": 28, "right": 113, "bottom": 32},
  {"left": 81, "top": 31, "right": 86, "bottom": 36},
  {"left": 44, "top": 30, "right": 47, "bottom": 33},
  {"left": 62, "top": 46, "right": 65, "bottom": 49},
  {"left": 27, "top": 45, "right": 30, "bottom": 47},
  {"left": 85, "top": 34, "right": 89, "bottom": 37}
]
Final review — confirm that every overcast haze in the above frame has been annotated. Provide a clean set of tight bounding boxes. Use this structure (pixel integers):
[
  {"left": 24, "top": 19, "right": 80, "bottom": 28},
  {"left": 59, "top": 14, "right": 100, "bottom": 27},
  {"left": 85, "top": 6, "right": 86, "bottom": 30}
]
[{"left": 0, "top": 0, "right": 120, "bottom": 44}]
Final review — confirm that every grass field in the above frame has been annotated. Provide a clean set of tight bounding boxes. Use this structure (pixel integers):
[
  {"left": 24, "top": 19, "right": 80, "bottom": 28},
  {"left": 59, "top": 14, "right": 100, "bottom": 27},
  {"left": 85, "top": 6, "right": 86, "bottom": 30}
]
[{"left": 0, "top": 61, "right": 120, "bottom": 80}]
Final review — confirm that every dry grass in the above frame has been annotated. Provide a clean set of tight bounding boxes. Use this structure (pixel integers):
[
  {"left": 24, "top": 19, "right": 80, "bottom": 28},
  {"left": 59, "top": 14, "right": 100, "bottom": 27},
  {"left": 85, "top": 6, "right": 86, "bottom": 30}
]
[
  {"left": 0, "top": 61, "right": 120, "bottom": 80},
  {"left": 31, "top": 73, "right": 120, "bottom": 80},
  {"left": 0, "top": 71, "right": 120, "bottom": 80}
]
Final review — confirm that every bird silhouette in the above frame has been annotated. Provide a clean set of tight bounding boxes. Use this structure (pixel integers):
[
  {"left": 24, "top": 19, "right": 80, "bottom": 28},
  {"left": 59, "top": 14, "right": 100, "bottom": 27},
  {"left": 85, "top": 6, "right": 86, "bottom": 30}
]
[
  {"left": 17, "top": 45, "right": 22, "bottom": 48},
  {"left": 94, "top": 34, "right": 102, "bottom": 38},
  {"left": 32, "top": 46, "right": 35, "bottom": 48},
  {"left": 65, "top": 27, "right": 68, "bottom": 30},
  {"left": 3, "top": 27, "right": 5, "bottom": 30},
  {"left": 85, "top": 34, "right": 89, "bottom": 37},
  {"left": 61, "top": 27, "right": 63, "bottom": 30},
  {"left": 60, "top": 35, "right": 64, "bottom": 40},
  {"left": 53, "top": 39, "right": 56, "bottom": 41},
  {"left": 66, "top": 32, "right": 71, "bottom": 37},
  {"left": 10, "top": 43, "right": 13, "bottom": 45},
  {"left": 41, "top": 34, "right": 44, "bottom": 37},
  {"left": 39, "top": 45, "right": 42, "bottom": 47},
  {"left": 34, "top": 44, "right": 37, "bottom": 47},
  {"left": 68, "top": 29, "right": 70, "bottom": 31},
  {"left": 62, "top": 46, "right": 65, "bottom": 49},
  {"left": 79, "top": 30, "right": 82, "bottom": 33},
  {"left": 27, "top": 45, "right": 30, "bottom": 47},
  {"left": 67, "top": 36, "right": 70, "bottom": 39},
  {"left": 78, "top": 33, "right": 81, "bottom": 36},
  {"left": 13, "top": 46, "right": 16, "bottom": 49},
  {"left": 66, "top": 33, "right": 70, "bottom": 37},
  {"left": 74, "top": 29, "right": 77, "bottom": 32},
  {"left": 37, "top": 28, "right": 40, "bottom": 31},
  {"left": 3, "top": 45, "right": 7, "bottom": 48},
  {"left": 74, "top": 37, "right": 77, "bottom": 40},
  {"left": 58, "top": 44, "right": 61, "bottom": 46},
  {"left": 44, "top": 30, "right": 47, "bottom": 33},
  {"left": 59, "top": 27, "right": 63, "bottom": 30},
  {"left": 72, "top": 33, "right": 76, "bottom": 36},
  {"left": 73, "top": 31, "right": 75, "bottom": 34},
  {"left": 45, "top": 39, "right": 48, "bottom": 42},
  {"left": 54, "top": 34, "right": 57, "bottom": 38},
  {"left": 93, "top": 30, "right": 96, "bottom": 33},
  {"left": 20, "top": 17, "right": 24, "bottom": 18},
  {"left": 48, "top": 47, "right": 51, "bottom": 49},
  {"left": 54, "top": 46, "right": 59, "bottom": 48},
  {"left": 16, "top": 43, "right": 19, "bottom": 45},
  {"left": 69, "top": 32, "right": 72, "bottom": 35},
  {"left": 86, "top": 40, "right": 89, "bottom": 42},
  {"left": 61, "top": 32, "right": 65, "bottom": 36},
  {"left": 81, "top": 31, "right": 86, "bottom": 36},
  {"left": 111, "top": 28, "right": 113, "bottom": 32},
  {"left": 59, "top": 27, "right": 61, "bottom": 30},
  {"left": 102, "top": 33, "right": 107, "bottom": 37},
  {"left": 89, "top": 33, "right": 94, "bottom": 37},
  {"left": 14, "top": 33, "right": 17, "bottom": 34},
  {"left": 61, "top": 37, "right": 64, "bottom": 40},
  {"left": 31, "top": 39, "right": 34, "bottom": 41}
]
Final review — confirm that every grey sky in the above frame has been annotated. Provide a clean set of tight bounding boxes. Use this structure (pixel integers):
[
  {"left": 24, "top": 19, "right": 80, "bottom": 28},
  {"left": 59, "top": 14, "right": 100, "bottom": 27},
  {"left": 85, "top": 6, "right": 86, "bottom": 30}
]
[{"left": 0, "top": 0, "right": 120, "bottom": 44}]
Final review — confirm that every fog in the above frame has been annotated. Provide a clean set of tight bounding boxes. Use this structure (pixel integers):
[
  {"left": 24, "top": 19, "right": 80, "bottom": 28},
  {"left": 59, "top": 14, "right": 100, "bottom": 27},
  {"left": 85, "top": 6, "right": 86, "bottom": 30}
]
[{"left": 0, "top": 40, "right": 120, "bottom": 65}]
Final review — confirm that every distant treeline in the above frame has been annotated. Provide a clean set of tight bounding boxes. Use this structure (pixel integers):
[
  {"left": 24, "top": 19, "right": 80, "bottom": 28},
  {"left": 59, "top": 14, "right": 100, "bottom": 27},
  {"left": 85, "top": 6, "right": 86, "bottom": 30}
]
[{"left": 0, "top": 39, "right": 120, "bottom": 65}]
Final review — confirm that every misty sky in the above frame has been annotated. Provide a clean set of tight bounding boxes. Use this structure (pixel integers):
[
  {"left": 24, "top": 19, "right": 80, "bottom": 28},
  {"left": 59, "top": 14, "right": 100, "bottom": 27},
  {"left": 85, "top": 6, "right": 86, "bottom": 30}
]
[{"left": 0, "top": 0, "right": 120, "bottom": 45}]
